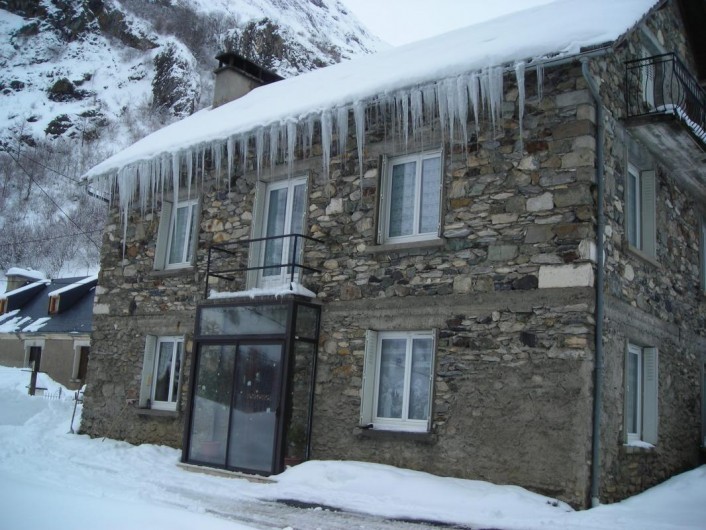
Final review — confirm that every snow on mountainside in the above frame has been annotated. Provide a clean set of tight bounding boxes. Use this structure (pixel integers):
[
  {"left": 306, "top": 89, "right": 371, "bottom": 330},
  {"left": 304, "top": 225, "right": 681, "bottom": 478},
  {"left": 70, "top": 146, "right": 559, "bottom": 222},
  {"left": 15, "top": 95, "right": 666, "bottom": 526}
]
[
  {"left": 0, "top": 0, "right": 382, "bottom": 281},
  {"left": 0, "top": 0, "right": 383, "bottom": 147}
]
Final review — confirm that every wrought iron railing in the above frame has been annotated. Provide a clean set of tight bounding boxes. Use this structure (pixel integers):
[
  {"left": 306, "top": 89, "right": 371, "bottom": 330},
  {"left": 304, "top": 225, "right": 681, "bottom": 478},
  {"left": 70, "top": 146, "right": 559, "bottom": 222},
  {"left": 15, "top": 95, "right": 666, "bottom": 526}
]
[
  {"left": 204, "top": 233, "right": 323, "bottom": 298},
  {"left": 625, "top": 53, "right": 706, "bottom": 142}
]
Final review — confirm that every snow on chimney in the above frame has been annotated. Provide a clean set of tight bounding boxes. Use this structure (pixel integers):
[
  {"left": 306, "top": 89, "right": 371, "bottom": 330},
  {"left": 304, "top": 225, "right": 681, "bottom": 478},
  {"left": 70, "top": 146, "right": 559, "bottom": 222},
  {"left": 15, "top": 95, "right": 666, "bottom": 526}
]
[{"left": 212, "top": 52, "right": 283, "bottom": 108}]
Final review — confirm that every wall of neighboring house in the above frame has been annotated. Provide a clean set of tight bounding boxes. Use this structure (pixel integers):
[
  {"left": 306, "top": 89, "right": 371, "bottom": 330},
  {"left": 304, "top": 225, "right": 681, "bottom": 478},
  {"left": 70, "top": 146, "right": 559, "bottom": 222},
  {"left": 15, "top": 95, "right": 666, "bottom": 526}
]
[
  {"left": 587, "top": 1, "right": 706, "bottom": 503},
  {"left": 0, "top": 335, "right": 89, "bottom": 390}
]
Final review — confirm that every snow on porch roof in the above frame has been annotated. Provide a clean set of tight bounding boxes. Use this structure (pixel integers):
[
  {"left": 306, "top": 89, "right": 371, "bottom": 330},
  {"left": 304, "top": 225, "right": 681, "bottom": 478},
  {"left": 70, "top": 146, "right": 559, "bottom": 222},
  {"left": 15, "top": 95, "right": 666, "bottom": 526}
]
[{"left": 84, "top": 0, "right": 657, "bottom": 180}]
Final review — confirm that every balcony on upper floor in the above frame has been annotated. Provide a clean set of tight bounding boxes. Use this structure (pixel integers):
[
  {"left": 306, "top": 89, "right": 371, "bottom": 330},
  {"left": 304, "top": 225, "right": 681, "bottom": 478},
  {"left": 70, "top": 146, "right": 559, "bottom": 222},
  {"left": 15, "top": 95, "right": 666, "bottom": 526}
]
[
  {"left": 203, "top": 233, "right": 323, "bottom": 300},
  {"left": 625, "top": 53, "right": 706, "bottom": 202}
]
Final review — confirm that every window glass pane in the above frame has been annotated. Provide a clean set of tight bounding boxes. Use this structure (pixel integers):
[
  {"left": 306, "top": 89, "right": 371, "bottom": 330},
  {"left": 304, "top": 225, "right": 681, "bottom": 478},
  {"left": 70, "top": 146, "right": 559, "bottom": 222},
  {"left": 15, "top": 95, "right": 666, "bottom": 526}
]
[
  {"left": 627, "top": 170, "right": 640, "bottom": 247},
  {"left": 153, "top": 341, "right": 174, "bottom": 403},
  {"left": 184, "top": 206, "right": 195, "bottom": 263},
  {"left": 408, "top": 338, "right": 432, "bottom": 420},
  {"left": 263, "top": 188, "right": 288, "bottom": 277},
  {"left": 288, "top": 183, "right": 307, "bottom": 266},
  {"left": 172, "top": 342, "right": 183, "bottom": 403},
  {"left": 419, "top": 157, "right": 441, "bottom": 234},
  {"left": 168, "top": 205, "right": 189, "bottom": 264},
  {"left": 285, "top": 341, "right": 316, "bottom": 461},
  {"left": 377, "top": 338, "right": 407, "bottom": 419},
  {"left": 188, "top": 345, "right": 236, "bottom": 466},
  {"left": 627, "top": 349, "right": 640, "bottom": 434},
  {"left": 200, "top": 305, "right": 288, "bottom": 336},
  {"left": 228, "top": 344, "right": 282, "bottom": 473},
  {"left": 295, "top": 304, "right": 319, "bottom": 340},
  {"left": 388, "top": 161, "right": 416, "bottom": 238}
]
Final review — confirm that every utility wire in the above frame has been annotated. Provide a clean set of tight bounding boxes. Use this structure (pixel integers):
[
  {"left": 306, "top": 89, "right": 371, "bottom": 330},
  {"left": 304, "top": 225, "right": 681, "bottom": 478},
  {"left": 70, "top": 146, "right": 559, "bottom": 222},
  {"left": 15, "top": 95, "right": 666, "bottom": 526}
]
[
  {"left": 8, "top": 156, "right": 102, "bottom": 251},
  {"left": 2, "top": 147, "right": 84, "bottom": 185},
  {"left": 0, "top": 229, "right": 103, "bottom": 249}
]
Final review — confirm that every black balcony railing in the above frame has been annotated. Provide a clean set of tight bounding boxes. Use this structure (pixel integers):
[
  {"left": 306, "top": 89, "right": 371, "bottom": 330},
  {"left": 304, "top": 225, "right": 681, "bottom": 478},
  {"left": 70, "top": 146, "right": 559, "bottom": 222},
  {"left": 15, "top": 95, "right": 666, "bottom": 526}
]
[
  {"left": 204, "top": 233, "right": 323, "bottom": 298},
  {"left": 625, "top": 53, "right": 706, "bottom": 143}
]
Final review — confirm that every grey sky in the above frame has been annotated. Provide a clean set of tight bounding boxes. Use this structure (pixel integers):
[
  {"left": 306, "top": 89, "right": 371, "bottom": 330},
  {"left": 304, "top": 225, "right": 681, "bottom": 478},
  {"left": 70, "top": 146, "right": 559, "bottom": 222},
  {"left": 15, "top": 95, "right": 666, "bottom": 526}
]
[{"left": 339, "top": 0, "right": 557, "bottom": 46}]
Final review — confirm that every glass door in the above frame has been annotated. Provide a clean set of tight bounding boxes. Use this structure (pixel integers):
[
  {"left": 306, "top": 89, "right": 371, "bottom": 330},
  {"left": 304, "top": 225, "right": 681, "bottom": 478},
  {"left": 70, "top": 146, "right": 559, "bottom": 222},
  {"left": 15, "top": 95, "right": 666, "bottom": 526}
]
[
  {"left": 259, "top": 177, "right": 307, "bottom": 288},
  {"left": 186, "top": 341, "right": 285, "bottom": 475},
  {"left": 228, "top": 343, "right": 284, "bottom": 474}
]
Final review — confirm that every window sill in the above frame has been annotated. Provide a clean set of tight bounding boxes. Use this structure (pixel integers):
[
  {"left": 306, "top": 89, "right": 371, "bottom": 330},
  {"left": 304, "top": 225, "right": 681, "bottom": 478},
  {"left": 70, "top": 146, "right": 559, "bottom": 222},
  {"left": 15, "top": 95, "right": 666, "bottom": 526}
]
[
  {"left": 366, "top": 238, "right": 445, "bottom": 255},
  {"left": 626, "top": 244, "right": 659, "bottom": 268},
  {"left": 621, "top": 441, "right": 656, "bottom": 454},
  {"left": 136, "top": 408, "right": 179, "bottom": 418},
  {"left": 149, "top": 267, "right": 195, "bottom": 278},
  {"left": 357, "top": 426, "right": 436, "bottom": 443}
]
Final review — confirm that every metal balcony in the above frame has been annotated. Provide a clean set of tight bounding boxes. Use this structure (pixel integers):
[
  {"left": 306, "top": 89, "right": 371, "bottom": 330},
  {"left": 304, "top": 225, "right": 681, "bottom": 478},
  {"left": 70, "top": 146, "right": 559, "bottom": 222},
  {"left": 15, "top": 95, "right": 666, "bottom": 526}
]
[
  {"left": 625, "top": 53, "right": 706, "bottom": 200},
  {"left": 204, "top": 233, "right": 322, "bottom": 298}
]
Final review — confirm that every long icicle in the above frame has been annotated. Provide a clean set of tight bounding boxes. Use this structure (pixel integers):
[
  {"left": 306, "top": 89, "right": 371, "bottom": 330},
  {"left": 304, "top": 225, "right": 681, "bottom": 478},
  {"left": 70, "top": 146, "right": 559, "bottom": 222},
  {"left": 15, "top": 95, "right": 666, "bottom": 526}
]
[
  {"left": 515, "top": 62, "right": 526, "bottom": 153},
  {"left": 353, "top": 101, "right": 365, "bottom": 180}
]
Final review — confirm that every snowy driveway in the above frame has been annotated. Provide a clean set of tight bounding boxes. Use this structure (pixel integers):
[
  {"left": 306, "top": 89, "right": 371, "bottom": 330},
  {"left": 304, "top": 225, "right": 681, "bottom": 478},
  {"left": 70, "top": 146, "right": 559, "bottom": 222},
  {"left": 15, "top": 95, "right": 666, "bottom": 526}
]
[{"left": 1, "top": 368, "right": 705, "bottom": 530}]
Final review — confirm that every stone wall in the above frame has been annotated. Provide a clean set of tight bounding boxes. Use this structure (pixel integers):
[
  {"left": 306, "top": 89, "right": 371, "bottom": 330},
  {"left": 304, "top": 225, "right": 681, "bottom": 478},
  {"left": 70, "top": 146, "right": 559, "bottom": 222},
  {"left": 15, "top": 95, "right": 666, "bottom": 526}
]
[{"left": 586, "top": 0, "right": 706, "bottom": 503}]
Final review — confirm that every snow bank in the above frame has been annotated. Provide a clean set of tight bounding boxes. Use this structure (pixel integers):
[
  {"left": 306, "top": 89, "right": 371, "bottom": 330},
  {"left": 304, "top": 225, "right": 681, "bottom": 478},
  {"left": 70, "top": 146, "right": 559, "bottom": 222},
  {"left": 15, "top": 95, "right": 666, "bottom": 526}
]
[{"left": 1, "top": 366, "right": 704, "bottom": 530}]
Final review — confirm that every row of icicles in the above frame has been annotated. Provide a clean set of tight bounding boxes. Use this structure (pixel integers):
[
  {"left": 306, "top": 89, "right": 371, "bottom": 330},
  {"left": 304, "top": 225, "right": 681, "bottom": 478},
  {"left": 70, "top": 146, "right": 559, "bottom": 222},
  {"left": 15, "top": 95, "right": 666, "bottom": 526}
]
[{"left": 99, "top": 61, "right": 544, "bottom": 229}]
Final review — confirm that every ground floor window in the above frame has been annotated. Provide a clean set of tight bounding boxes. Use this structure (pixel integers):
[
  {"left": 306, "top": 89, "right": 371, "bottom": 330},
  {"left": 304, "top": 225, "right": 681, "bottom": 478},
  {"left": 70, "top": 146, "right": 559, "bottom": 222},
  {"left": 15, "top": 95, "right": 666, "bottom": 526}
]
[
  {"left": 139, "top": 336, "right": 183, "bottom": 411},
  {"left": 360, "top": 330, "right": 435, "bottom": 432},
  {"left": 625, "top": 342, "right": 658, "bottom": 445}
]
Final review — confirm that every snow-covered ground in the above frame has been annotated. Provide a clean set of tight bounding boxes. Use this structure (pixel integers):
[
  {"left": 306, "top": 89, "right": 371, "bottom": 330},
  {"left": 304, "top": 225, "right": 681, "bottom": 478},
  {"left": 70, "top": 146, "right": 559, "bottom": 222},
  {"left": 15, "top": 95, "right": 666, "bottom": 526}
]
[{"left": 0, "top": 366, "right": 703, "bottom": 530}]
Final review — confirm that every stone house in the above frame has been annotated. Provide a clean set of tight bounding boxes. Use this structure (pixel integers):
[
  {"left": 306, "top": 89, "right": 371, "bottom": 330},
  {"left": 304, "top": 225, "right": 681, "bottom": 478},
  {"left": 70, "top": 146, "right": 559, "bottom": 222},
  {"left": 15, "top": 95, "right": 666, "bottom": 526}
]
[
  {"left": 0, "top": 268, "right": 96, "bottom": 390},
  {"left": 80, "top": 0, "right": 706, "bottom": 508}
]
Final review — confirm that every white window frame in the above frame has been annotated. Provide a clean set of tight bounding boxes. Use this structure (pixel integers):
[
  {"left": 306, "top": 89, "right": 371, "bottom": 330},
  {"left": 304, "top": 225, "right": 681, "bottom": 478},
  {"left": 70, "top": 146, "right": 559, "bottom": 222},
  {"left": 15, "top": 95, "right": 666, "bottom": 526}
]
[
  {"left": 625, "top": 342, "right": 658, "bottom": 445},
  {"left": 378, "top": 150, "right": 442, "bottom": 245},
  {"left": 23, "top": 338, "right": 45, "bottom": 369},
  {"left": 360, "top": 329, "right": 436, "bottom": 433},
  {"left": 154, "top": 198, "right": 199, "bottom": 271},
  {"left": 626, "top": 163, "right": 656, "bottom": 258},
  {"left": 71, "top": 338, "right": 90, "bottom": 382},
  {"left": 139, "top": 335, "right": 184, "bottom": 411},
  {"left": 248, "top": 176, "right": 308, "bottom": 289}
]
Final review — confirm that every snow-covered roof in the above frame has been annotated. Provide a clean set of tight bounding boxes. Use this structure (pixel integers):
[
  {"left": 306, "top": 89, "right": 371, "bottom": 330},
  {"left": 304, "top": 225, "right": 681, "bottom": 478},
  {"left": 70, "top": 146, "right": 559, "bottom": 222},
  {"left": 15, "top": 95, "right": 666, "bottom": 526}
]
[
  {"left": 0, "top": 280, "right": 51, "bottom": 299},
  {"left": 5, "top": 268, "right": 46, "bottom": 281},
  {"left": 85, "top": 0, "right": 655, "bottom": 184},
  {"left": 0, "top": 277, "right": 95, "bottom": 334},
  {"left": 47, "top": 274, "right": 99, "bottom": 298}
]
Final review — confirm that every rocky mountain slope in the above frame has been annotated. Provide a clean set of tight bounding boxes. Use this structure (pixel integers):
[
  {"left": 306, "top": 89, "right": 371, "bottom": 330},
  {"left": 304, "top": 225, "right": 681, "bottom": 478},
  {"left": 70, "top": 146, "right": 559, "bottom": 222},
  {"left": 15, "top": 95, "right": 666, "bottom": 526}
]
[{"left": 0, "top": 0, "right": 382, "bottom": 281}]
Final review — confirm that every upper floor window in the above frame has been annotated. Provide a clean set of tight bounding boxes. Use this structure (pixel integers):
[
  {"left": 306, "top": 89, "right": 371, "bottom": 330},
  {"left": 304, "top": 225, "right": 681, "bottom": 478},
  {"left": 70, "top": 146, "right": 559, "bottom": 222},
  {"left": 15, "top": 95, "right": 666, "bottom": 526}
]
[
  {"left": 626, "top": 162, "right": 656, "bottom": 258},
  {"left": 249, "top": 176, "right": 308, "bottom": 289},
  {"left": 360, "top": 330, "right": 435, "bottom": 433},
  {"left": 155, "top": 198, "right": 199, "bottom": 271},
  {"left": 625, "top": 342, "right": 658, "bottom": 445},
  {"left": 379, "top": 151, "right": 442, "bottom": 245}
]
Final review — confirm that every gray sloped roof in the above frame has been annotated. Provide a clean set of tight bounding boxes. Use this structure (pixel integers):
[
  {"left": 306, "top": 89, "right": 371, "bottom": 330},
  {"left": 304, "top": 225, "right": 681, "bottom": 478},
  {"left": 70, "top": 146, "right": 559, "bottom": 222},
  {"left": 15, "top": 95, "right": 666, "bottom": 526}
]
[{"left": 0, "top": 276, "right": 95, "bottom": 334}]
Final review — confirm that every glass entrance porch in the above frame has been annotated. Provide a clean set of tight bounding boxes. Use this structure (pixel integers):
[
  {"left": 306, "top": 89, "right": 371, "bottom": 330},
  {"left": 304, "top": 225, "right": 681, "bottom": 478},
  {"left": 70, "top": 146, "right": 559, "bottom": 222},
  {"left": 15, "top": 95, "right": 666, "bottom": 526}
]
[{"left": 183, "top": 299, "right": 320, "bottom": 476}]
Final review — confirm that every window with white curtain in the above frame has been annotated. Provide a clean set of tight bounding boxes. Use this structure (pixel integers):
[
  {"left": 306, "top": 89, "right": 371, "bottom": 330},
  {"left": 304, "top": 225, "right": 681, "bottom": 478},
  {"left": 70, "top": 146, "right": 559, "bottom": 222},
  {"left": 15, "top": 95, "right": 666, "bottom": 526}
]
[
  {"left": 154, "top": 198, "right": 199, "bottom": 271},
  {"left": 380, "top": 151, "right": 442, "bottom": 244},
  {"left": 258, "top": 176, "right": 307, "bottom": 288},
  {"left": 360, "top": 330, "right": 435, "bottom": 432},
  {"left": 139, "top": 336, "right": 184, "bottom": 411}
]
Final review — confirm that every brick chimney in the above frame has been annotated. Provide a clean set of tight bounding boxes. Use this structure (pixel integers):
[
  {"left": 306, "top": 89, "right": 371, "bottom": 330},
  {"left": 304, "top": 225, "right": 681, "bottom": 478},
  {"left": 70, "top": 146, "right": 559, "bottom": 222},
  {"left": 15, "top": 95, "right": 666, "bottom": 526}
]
[{"left": 212, "top": 52, "right": 283, "bottom": 108}]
